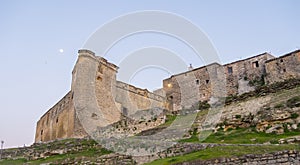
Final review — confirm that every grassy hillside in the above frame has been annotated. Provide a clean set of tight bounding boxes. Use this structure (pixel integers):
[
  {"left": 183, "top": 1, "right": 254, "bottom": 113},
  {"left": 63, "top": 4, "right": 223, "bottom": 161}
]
[
  {"left": 2, "top": 79, "right": 300, "bottom": 164},
  {"left": 146, "top": 144, "right": 300, "bottom": 165}
]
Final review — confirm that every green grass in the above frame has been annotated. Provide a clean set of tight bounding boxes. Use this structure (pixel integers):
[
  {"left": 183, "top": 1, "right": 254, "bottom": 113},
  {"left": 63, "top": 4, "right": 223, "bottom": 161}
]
[
  {"left": 203, "top": 128, "right": 300, "bottom": 144},
  {"left": 287, "top": 96, "right": 300, "bottom": 108},
  {"left": 157, "top": 115, "right": 177, "bottom": 128},
  {"left": 159, "top": 110, "right": 208, "bottom": 129},
  {"left": 196, "top": 109, "right": 208, "bottom": 118},
  {"left": 178, "top": 134, "right": 199, "bottom": 143},
  {"left": 0, "top": 146, "right": 112, "bottom": 165},
  {"left": 0, "top": 158, "right": 27, "bottom": 165},
  {"left": 145, "top": 144, "right": 300, "bottom": 165},
  {"left": 179, "top": 127, "right": 300, "bottom": 144}
]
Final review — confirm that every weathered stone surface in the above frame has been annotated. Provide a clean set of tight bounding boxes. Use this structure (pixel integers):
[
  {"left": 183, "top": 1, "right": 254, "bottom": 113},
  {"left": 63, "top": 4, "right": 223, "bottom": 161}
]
[
  {"left": 164, "top": 52, "right": 275, "bottom": 111},
  {"left": 174, "top": 150, "right": 300, "bottom": 165},
  {"left": 265, "top": 50, "right": 300, "bottom": 84},
  {"left": 35, "top": 48, "right": 300, "bottom": 143},
  {"left": 35, "top": 50, "right": 166, "bottom": 143}
]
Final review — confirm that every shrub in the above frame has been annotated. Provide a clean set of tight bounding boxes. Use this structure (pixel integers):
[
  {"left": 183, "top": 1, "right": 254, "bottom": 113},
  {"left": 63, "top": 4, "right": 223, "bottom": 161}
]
[
  {"left": 235, "top": 115, "right": 241, "bottom": 119},
  {"left": 283, "top": 123, "right": 289, "bottom": 133},
  {"left": 265, "top": 107, "right": 271, "bottom": 110},
  {"left": 286, "top": 96, "right": 300, "bottom": 108},
  {"left": 270, "top": 140, "right": 279, "bottom": 144},
  {"left": 198, "top": 101, "right": 210, "bottom": 110},
  {"left": 274, "top": 103, "right": 285, "bottom": 109},
  {"left": 291, "top": 113, "right": 299, "bottom": 119},
  {"left": 168, "top": 158, "right": 177, "bottom": 162},
  {"left": 249, "top": 75, "right": 265, "bottom": 87}
]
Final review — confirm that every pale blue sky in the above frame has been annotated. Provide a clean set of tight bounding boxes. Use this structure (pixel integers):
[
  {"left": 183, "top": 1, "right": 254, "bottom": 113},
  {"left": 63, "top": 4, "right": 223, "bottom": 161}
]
[{"left": 0, "top": 0, "right": 299, "bottom": 148}]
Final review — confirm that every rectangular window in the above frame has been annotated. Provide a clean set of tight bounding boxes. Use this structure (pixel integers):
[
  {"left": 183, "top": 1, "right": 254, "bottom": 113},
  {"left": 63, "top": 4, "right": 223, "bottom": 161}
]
[
  {"left": 227, "top": 67, "right": 233, "bottom": 74},
  {"left": 252, "top": 61, "right": 259, "bottom": 68},
  {"left": 196, "top": 79, "right": 200, "bottom": 85},
  {"left": 122, "top": 107, "right": 128, "bottom": 116}
]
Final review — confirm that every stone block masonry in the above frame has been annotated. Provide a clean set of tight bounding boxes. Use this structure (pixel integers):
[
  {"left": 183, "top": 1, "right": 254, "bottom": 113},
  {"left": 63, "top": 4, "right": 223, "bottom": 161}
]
[
  {"left": 35, "top": 49, "right": 300, "bottom": 142},
  {"left": 35, "top": 91, "right": 86, "bottom": 142},
  {"left": 2, "top": 140, "right": 299, "bottom": 165},
  {"left": 177, "top": 150, "right": 300, "bottom": 165},
  {"left": 35, "top": 49, "right": 166, "bottom": 142},
  {"left": 164, "top": 51, "right": 300, "bottom": 111},
  {"left": 265, "top": 49, "right": 300, "bottom": 84}
]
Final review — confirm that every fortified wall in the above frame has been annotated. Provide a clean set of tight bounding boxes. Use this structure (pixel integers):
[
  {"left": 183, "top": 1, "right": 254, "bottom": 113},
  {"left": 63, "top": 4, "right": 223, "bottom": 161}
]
[
  {"left": 163, "top": 63, "right": 224, "bottom": 110},
  {"left": 36, "top": 49, "right": 300, "bottom": 142},
  {"left": 35, "top": 50, "right": 165, "bottom": 142},
  {"left": 163, "top": 51, "right": 300, "bottom": 111},
  {"left": 265, "top": 50, "right": 300, "bottom": 84}
]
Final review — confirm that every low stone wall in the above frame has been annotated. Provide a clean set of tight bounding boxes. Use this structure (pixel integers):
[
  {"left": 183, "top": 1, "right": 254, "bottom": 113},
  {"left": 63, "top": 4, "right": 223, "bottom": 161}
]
[
  {"left": 55, "top": 153, "right": 135, "bottom": 165},
  {"left": 1, "top": 139, "right": 300, "bottom": 165},
  {"left": 0, "top": 138, "right": 137, "bottom": 164},
  {"left": 176, "top": 150, "right": 300, "bottom": 165},
  {"left": 133, "top": 143, "right": 223, "bottom": 164},
  {"left": 1, "top": 138, "right": 96, "bottom": 160}
]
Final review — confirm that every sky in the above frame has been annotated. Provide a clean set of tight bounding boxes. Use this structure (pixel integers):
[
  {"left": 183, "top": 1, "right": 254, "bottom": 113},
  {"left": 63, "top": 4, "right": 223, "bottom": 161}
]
[{"left": 0, "top": 0, "right": 300, "bottom": 148}]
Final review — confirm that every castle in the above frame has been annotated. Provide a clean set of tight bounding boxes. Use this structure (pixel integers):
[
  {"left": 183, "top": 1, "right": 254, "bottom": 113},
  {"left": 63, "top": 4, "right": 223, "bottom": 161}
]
[{"left": 35, "top": 49, "right": 300, "bottom": 142}]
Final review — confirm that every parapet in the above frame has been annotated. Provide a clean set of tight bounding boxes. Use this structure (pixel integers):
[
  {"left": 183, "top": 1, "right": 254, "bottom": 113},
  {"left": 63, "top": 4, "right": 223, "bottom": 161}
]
[
  {"left": 116, "top": 81, "right": 165, "bottom": 102},
  {"left": 265, "top": 49, "right": 300, "bottom": 63},
  {"left": 97, "top": 56, "right": 119, "bottom": 72},
  {"left": 77, "top": 49, "right": 119, "bottom": 72},
  {"left": 78, "top": 49, "right": 95, "bottom": 56}
]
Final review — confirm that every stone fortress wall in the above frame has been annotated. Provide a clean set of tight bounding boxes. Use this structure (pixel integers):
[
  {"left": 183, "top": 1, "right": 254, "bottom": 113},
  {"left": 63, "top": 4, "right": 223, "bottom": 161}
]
[
  {"left": 163, "top": 51, "right": 300, "bottom": 111},
  {"left": 115, "top": 81, "right": 165, "bottom": 116},
  {"left": 265, "top": 50, "right": 300, "bottom": 84},
  {"left": 35, "top": 49, "right": 300, "bottom": 142},
  {"left": 35, "top": 50, "right": 166, "bottom": 142},
  {"left": 35, "top": 92, "right": 76, "bottom": 142}
]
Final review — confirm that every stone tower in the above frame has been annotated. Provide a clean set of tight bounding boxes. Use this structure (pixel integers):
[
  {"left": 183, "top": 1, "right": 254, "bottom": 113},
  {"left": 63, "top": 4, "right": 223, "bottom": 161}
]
[
  {"left": 71, "top": 49, "right": 122, "bottom": 135},
  {"left": 35, "top": 49, "right": 166, "bottom": 143}
]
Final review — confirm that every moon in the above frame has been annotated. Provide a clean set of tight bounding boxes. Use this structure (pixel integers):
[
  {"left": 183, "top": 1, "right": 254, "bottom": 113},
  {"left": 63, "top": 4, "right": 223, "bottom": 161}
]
[{"left": 59, "top": 49, "right": 64, "bottom": 53}]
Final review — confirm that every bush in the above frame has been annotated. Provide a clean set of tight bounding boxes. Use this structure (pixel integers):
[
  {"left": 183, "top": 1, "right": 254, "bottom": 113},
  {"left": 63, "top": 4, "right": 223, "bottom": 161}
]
[
  {"left": 291, "top": 113, "right": 299, "bottom": 119},
  {"left": 265, "top": 107, "right": 271, "bottom": 110},
  {"left": 198, "top": 101, "right": 210, "bottom": 110},
  {"left": 283, "top": 123, "right": 289, "bottom": 133},
  {"left": 286, "top": 96, "right": 300, "bottom": 108},
  {"left": 235, "top": 115, "right": 241, "bottom": 119},
  {"left": 249, "top": 75, "right": 265, "bottom": 87},
  {"left": 274, "top": 103, "right": 285, "bottom": 109},
  {"left": 270, "top": 140, "right": 279, "bottom": 144}
]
